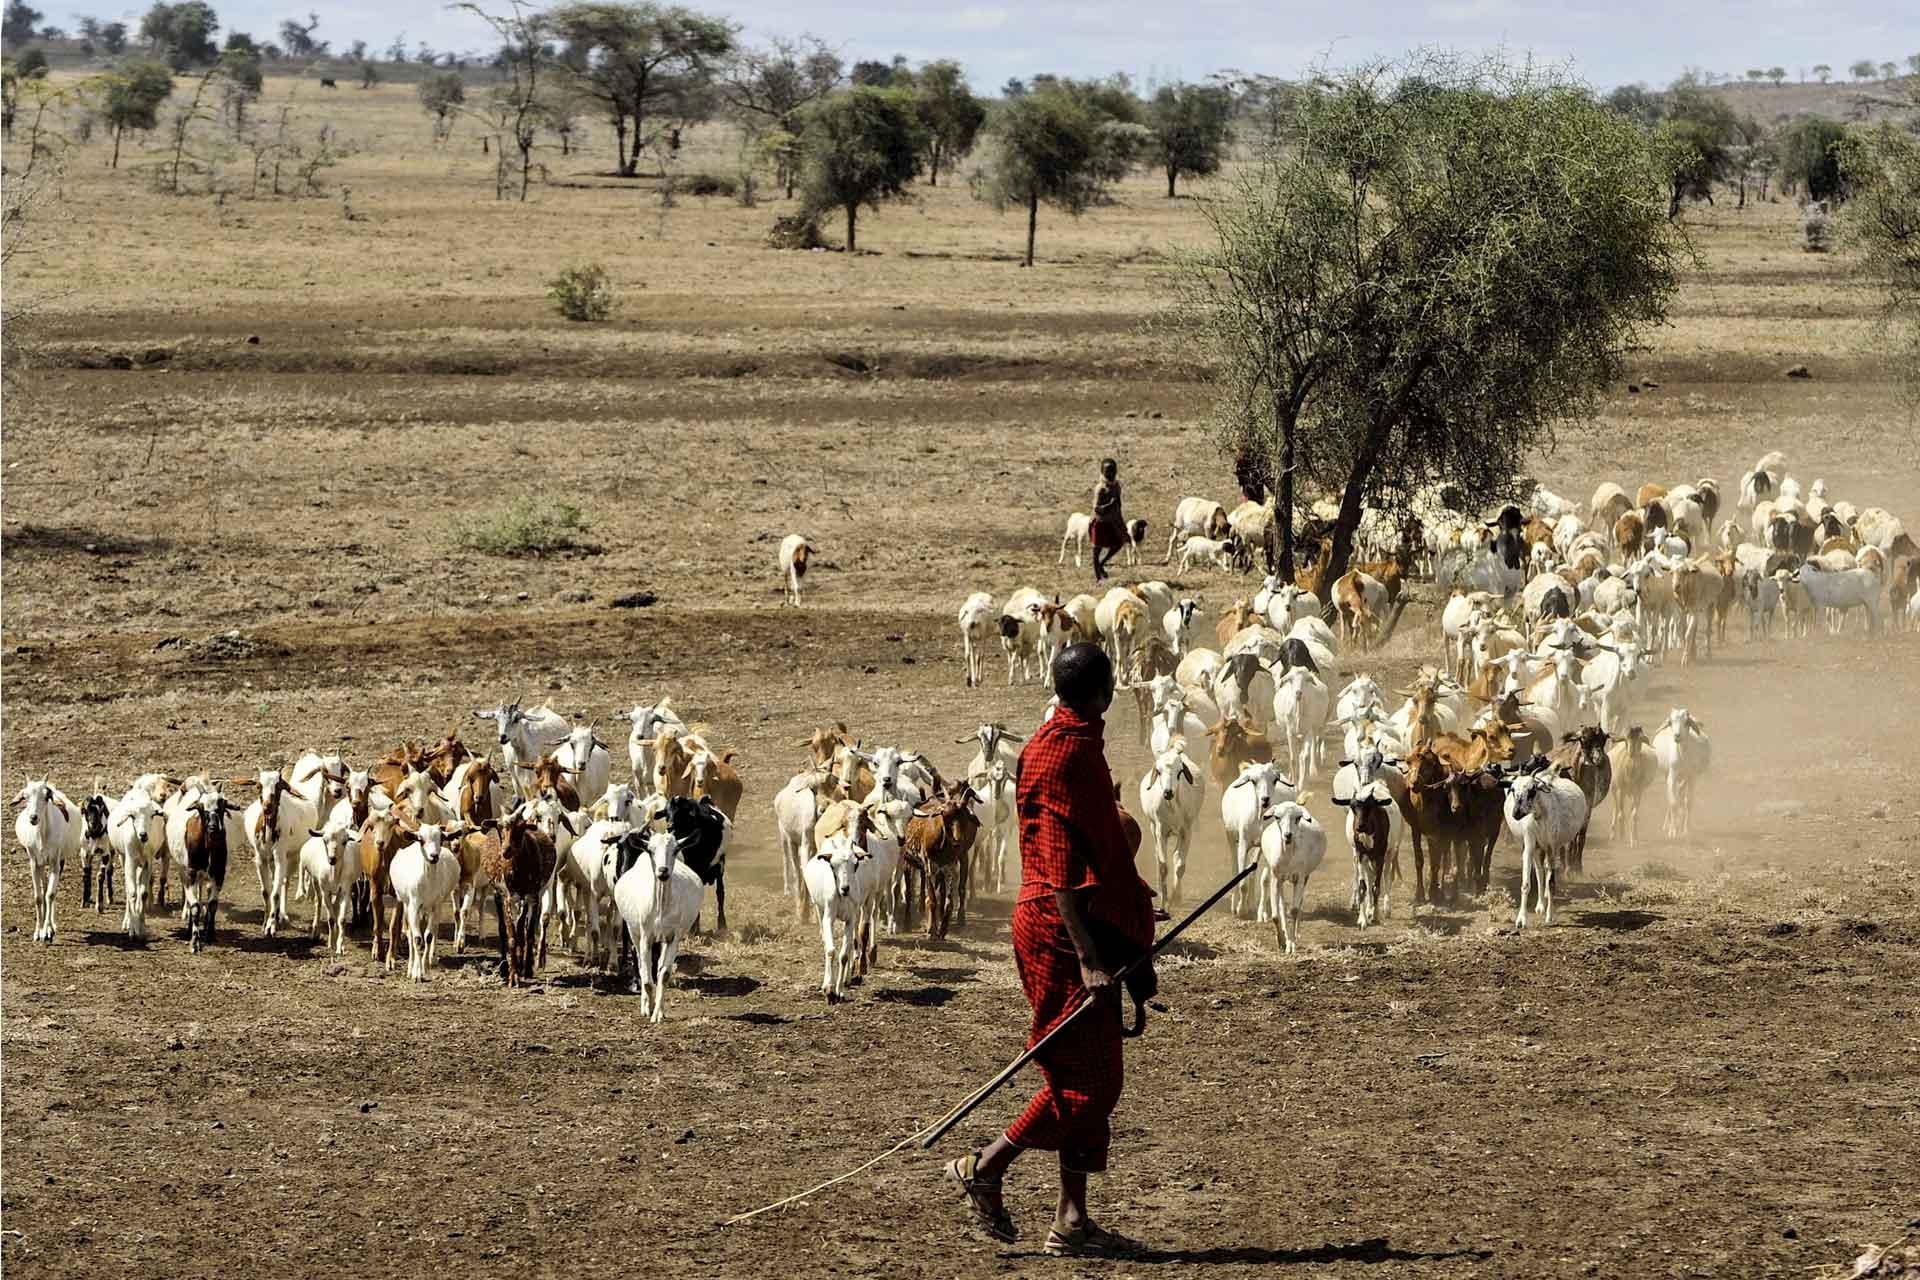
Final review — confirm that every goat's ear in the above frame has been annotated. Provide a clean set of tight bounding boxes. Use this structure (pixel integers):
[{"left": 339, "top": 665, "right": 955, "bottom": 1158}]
[{"left": 309, "top": 827, "right": 326, "bottom": 838}]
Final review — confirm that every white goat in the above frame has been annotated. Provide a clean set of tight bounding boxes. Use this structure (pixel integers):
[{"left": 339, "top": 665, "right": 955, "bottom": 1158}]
[
  {"left": 613, "top": 829, "right": 707, "bottom": 1023},
  {"left": 1272, "top": 665, "right": 1331, "bottom": 783},
  {"left": 243, "top": 767, "right": 325, "bottom": 937},
  {"left": 779, "top": 533, "right": 812, "bottom": 605},
  {"left": 1161, "top": 598, "right": 1201, "bottom": 657},
  {"left": 389, "top": 822, "right": 464, "bottom": 981},
  {"left": 957, "top": 591, "right": 997, "bottom": 688},
  {"left": 299, "top": 821, "right": 358, "bottom": 955},
  {"left": 774, "top": 768, "right": 825, "bottom": 920},
  {"left": 1652, "top": 707, "right": 1711, "bottom": 838},
  {"left": 1504, "top": 768, "right": 1590, "bottom": 928},
  {"left": 14, "top": 779, "right": 79, "bottom": 943},
  {"left": 804, "top": 834, "right": 867, "bottom": 1001},
  {"left": 108, "top": 786, "right": 165, "bottom": 941},
  {"left": 1139, "top": 741, "right": 1203, "bottom": 905},
  {"left": 555, "top": 721, "right": 613, "bottom": 810},
  {"left": 1220, "top": 761, "right": 1297, "bottom": 918},
  {"left": 474, "top": 699, "right": 570, "bottom": 800},
  {"left": 1258, "top": 800, "right": 1326, "bottom": 951}
]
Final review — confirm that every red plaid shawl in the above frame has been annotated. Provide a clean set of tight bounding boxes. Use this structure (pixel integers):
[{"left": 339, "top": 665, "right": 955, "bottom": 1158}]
[{"left": 1004, "top": 705, "right": 1153, "bottom": 1172}]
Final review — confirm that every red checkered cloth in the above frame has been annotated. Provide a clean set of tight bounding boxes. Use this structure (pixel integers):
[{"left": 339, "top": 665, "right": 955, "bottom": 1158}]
[{"left": 1003, "top": 706, "right": 1154, "bottom": 1173}]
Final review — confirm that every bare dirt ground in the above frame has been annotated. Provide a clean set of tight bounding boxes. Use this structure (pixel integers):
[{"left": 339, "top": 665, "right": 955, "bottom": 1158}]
[{"left": 5, "top": 87, "right": 1920, "bottom": 1277}]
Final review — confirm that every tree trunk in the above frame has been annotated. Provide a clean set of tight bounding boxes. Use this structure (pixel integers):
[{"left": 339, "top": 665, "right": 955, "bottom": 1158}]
[
  {"left": 845, "top": 202, "right": 856, "bottom": 253},
  {"left": 627, "top": 111, "right": 646, "bottom": 176},
  {"left": 1278, "top": 406, "right": 1296, "bottom": 579},
  {"left": 519, "top": 139, "right": 532, "bottom": 201},
  {"left": 1167, "top": 165, "right": 1177, "bottom": 198},
  {"left": 928, "top": 143, "right": 940, "bottom": 187},
  {"left": 111, "top": 124, "right": 122, "bottom": 169},
  {"left": 1324, "top": 425, "right": 1390, "bottom": 598},
  {"left": 1024, "top": 193, "right": 1038, "bottom": 268},
  {"left": 614, "top": 117, "right": 628, "bottom": 174}
]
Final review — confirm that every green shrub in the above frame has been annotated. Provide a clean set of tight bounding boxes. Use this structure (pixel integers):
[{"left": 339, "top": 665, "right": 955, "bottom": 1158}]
[
  {"left": 450, "top": 496, "right": 591, "bottom": 556},
  {"left": 680, "top": 171, "right": 738, "bottom": 197},
  {"left": 546, "top": 263, "right": 614, "bottom": 322}
]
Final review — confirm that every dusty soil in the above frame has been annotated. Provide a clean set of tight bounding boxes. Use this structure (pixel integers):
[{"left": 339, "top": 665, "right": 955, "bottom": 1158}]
[{"left": 4, "top": 123, "right": 1920, "bottom": 1276}]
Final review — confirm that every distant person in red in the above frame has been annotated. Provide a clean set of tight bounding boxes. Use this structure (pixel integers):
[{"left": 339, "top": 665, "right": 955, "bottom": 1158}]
[
  {"left": 946, "top": 643, "right": 1154, "bottom": 1258},
  {"left": 1089, "top": 458, "right": 1128, "bottom": 582}
]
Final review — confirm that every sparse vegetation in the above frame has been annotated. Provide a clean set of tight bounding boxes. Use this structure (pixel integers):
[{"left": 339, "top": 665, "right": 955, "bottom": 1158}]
[
  {"left": 546, "top": 262, "right": 615, "bottom": 320},
  {"left": 449, "top": 495, "right": 593, "bottom": 555}
]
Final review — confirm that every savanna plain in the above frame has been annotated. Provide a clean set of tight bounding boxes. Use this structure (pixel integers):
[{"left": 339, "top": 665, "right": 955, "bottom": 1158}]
[{"left": 3, "top": 75, "right": 1919, "bottom": 1279}]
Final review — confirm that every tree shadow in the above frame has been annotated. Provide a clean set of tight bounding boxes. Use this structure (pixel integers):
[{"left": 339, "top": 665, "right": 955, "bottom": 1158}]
[
  {"left": 1159, "top": 938, "right": 1219, "bottom": 962},
  {"left": 80, "top": 930, "right": 148, "bottom": 950},
  {"left": 1133, "top": 1238, "right": 1494, "bottom": 1266},
  {"left": 1573, "top": 909, "right": 1663, "bottom": 932},
  {"left": 873, "top": 985, "right": 959, "bottom": 1008},
  {"left": 231, "top": 931, "right": 318, "bottom": 958},
  {"left": 725, "top": 1011, "right": 791, "bottom": 1026},
  {"left": 1407, "top": 912, "right": 1477, "bottom": 937},
  {"left": 2, "top": 524, "right": 172, "bottom": 557},
  {"left": 905, "top": 965, "right": 977, "bottom": 984},
  {"left": 684, "top": 974, "right": 761, "bottom": 998}
]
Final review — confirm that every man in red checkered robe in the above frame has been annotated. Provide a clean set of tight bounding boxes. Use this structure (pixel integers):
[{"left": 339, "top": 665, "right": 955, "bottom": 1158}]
[{"left": 945, "top": 643, "right": 1155, "bottom": 1259}]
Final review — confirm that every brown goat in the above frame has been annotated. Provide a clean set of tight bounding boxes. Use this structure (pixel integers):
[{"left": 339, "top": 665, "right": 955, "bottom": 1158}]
[
  {"left": 481, "top": 810, "right": 560, "bottom": 987},
  {"left": 1203, "top": 717, "right": 1273, "bottom": 792},
  {"left": 903, "top": 781, "right": 982, "bottom": 939},
  {"left": 1215, "top": 599, "right": 1256, "bottom": 648}
]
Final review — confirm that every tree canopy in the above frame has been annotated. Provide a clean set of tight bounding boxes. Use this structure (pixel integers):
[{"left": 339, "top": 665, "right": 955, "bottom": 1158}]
[
  {"left": 1146, "top": 82, "right": 1234, "bottom": 197},
  {"left": 1164, "top": 55, "right": 1683, "bottom": 583},
  {"left": 1842, "top": 124, "right": 1920, "bottom": 396},
  {"left": 1654, "top": 84, "right": 1740, "bottom": 217},
  {"left": 912, "top": 59, "right": 984, "bottom": 187},
  {"left": 549, "top": 1, "right": 734, "bottom": 176},
  {"left": 140, "top": 1, "right": 220, "bottom": 68},
  {"left": 1779, "top": 116, "right": 1850, "bottom": 203},
  {"left": 2, "top": 1, "right": 41, "bottom": 48},
  {"left": 797, "top": 84, "right": 923, "bottom": 252}
]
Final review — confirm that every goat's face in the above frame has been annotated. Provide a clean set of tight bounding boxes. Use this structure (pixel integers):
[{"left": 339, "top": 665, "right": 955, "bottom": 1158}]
[
  {"left": 827, "top": 842, "right": 861, "bottom": 897},
  {"left": 1507, "top": 773, "right": 1545, "bottom": 820},
  {"left": 344, "top": 768, "right": 372, "bottom": 811},
  {"left": 603, "top": 783, "right": 634, "bottom": 823},
  {"left": 81, "top": 794, "right": 110, "bottom": 841},
  {"left": 417, "top": 824, "right": 448, "bottom": 864},
  {"left": 566, "top": 723, "right": 600, "bottom": 767},
  {"left": 257, "top": 768, "right": 287, "bottom": 831},
  {"left": 649, "top": 830, "right": 679, "bottom": 882},
  {"left": 15, "top": 779, "right": 51, "bottom": 827}
]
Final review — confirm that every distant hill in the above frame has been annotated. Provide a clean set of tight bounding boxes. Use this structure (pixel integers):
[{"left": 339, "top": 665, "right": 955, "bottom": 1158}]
[{"left": 1699, "top": 76, "right": 1916, "bottom": 126}]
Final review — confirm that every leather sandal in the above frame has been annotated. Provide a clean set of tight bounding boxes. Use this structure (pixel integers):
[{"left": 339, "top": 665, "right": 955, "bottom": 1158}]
[
  {"left": 1044, "top": 1222, "right": 1146, "bottom": 1258},
  {"left": 945, "top": 1152, "right": 1016, "bottom": 1243}
]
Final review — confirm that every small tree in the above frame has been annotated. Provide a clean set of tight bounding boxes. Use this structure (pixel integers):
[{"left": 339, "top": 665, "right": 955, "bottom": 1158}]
[
  {"left": 1766, "top": 66, "right": 1786, "bottom": 87},
  {"left": 2, "top": 0, "right": 42, "bottom": 47},
  {"left": 1850, "top": 59, "right": 1877, "bottom": 83},
  {"left": 417, "top": 68, "right": 464, "bottom": 140},
  {"left": 99, "top": 20, "right": 127, "bottom": 53},
  {"left": 1841, "top": 124, "right": 1920, "bottom": 398},
  {"left": 1146, "top": 81, "right": 1233, "bottom": 197},
  {"left": 1656, "top": 84, "right": 1740, "bottom": 217},
  {"left": 720, "top": 32, "right": 842, "bottom": 197},
  {"left": 1778, "top": 115, "right": 1849, "bottom": 201},
  {"left": 985, "top": 85, "right": 1103, "bottom": 267},
  {"left": 357, "top": 59, "right": 375, "bottom": 88},
  {"left": 796, "top": 84, "right": 922, "bottom": 252},
  {"left": 548, "top": 262, "right": 614, "bottom": 319},
  {"left": 1908, "top": 54, "right": 1920, "bottom": 78},
  {"left": 1880, "top": 61, "right": 1899, "bottom": 82},
  {"left": 912, "top": 59, "right": 984, "bottom": 187},
  {"left": 277, "top": 11, "right": 324, "bottom": 57},
  {"left": 1744, "top": 69, "right": 1765, "bottom": 86},
  {"left": 455, "top": 0, "right": 545, "bottom": 200},
  {"left": 14, "top": 45, "right": 45, "bottom": 76},
  {"left": 103, "top": 57, "right": 173, "bottom": 166}
]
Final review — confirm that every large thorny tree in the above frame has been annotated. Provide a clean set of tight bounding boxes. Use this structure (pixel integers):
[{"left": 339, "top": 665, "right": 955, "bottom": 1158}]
[
  {"left": 549, "top": 1, "right": 733, "bottom": 177},
  {"left": 1164, "top": 56, "right": 1682, "bottom": 584},
  {"left": 1842, "top": 123, "right": 1920, "bottom": 398}
]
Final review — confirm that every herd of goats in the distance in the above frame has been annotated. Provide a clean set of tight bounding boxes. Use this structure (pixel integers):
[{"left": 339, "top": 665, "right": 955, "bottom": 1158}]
[{"left": 13, "top": 452, "right": 1917, "bottom": 1017}]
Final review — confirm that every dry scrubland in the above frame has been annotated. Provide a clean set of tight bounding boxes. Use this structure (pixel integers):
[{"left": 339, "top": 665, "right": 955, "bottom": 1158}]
[{"left": 4, "top": 73, "right": 1920, "bottom": 1279}]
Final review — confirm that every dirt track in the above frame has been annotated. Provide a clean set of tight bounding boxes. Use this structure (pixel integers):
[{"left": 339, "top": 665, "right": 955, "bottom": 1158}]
[{"left": 6, "top": 195, "right": 1920, "bottom": 1275}]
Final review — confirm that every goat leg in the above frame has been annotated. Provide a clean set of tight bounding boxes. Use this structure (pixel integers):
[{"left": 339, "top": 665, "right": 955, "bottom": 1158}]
[{"left": 493, "top": 893, "right": 512, "bottom": 985}]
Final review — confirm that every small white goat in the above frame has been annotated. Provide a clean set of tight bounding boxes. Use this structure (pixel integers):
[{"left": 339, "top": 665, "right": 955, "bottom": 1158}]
[
  {"left": 612, "top": 829, "right": 706, "bottom": 1023},
  {"left": 1258, "top": 799, "right": 1325, "bottom": 951}
]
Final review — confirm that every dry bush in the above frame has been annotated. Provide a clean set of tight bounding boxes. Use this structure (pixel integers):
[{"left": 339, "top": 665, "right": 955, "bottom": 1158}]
[
  {"left": 449, "top": 496, "right": 593, "bottom": 556},
  {"left": 546, "top": 263, "right": 614, "bottom": 321}
]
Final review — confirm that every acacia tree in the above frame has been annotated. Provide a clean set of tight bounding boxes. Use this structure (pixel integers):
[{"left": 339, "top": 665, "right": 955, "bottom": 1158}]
[
  {"left": 912, "top": 59, "right": 983, "bottom": 186},
  {"left": 103, "top": 58, "right": 173, "bottom": 166},
  {"left": 1146, "top": 81, "right": 1233, "bottom": 196},
  {"left": 457, "top": 0, "right": 546, "bottom": 200},
  {"left": 1842, "top": 124, "right": 1920, "bottom": 398},
  {"left": 548, "top": 1, "right": 732, "bottom": 177},
  {"left": 1163, "top": 56, "right": 1681, "bottom": 583},
  {"left": 1655, "top": 83, "right": 1740, "bottom": 216},
  {"left": 797, "top": 84, "right": 922, "bottom": 251},
  {"left": 417, "top": 68, "right": 464, "bottom": 140},
  {"left": 985, "top": 85, "right": 1102, "bottom": 267},
  {"left": 720, "top": 33, "right": 841, "bottom": 196}
]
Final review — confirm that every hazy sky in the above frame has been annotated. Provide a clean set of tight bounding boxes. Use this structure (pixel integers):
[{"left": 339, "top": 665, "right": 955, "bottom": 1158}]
[{"left": 69, "top": 0, "right": 1920, "bottom": 92}]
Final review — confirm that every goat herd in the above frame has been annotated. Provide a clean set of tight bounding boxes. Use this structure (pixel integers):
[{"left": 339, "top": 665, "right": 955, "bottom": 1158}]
[{"left": 11, "top": 453, "right": 1916, "bottom": 1020}]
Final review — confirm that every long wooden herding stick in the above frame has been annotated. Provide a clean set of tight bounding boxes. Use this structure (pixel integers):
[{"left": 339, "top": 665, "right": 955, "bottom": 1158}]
[{"left": 722, "top": 861, "right": 1257, "bottom": 1227}]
